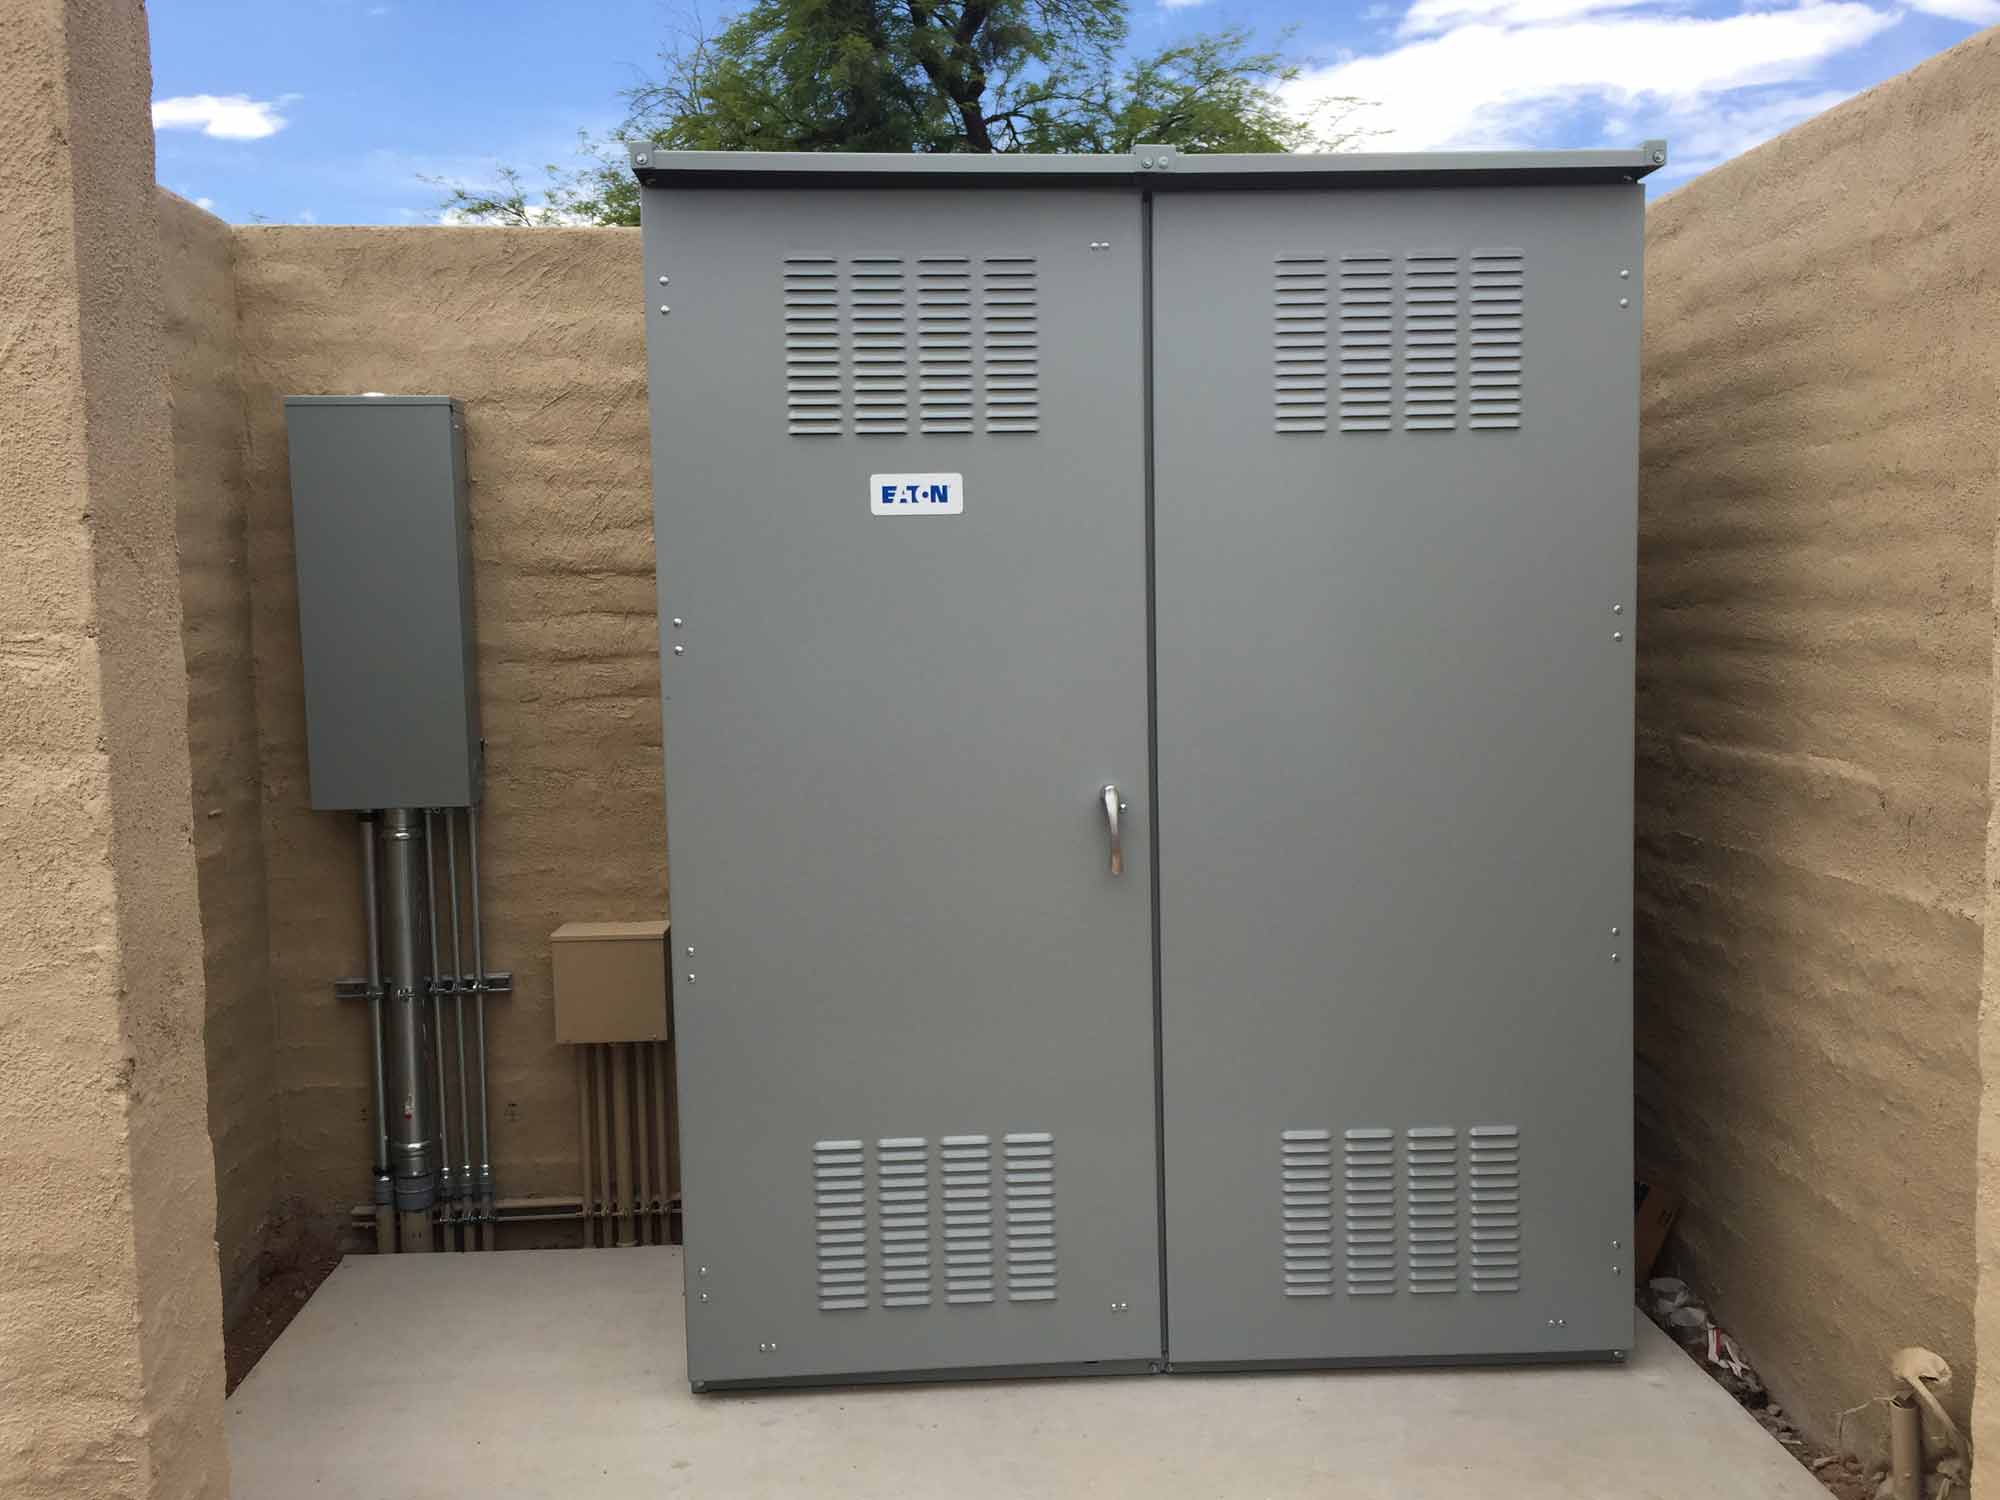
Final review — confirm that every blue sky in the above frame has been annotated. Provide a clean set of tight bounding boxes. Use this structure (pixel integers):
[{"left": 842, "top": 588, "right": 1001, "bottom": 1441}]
[{"left": 149, "top": 0, "right": 1995, "bottom": 224}]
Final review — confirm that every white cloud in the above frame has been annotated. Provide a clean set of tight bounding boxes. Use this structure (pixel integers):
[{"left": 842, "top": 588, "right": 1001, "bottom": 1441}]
[
  {"left": 195, "top": 196, "right": 217, "bottom": 212},
  {"left": 1282, "top": 1, "right": 1898, "bottom": 157},
  {"left": 1907, "top": 0, "right": 2000, "bottom": 19},
  {"left": 1649, "top": 86, "right": 1854, "bottom": 174},
  {"left": 1159, "top": 0, "right": 1209, "bottom": 8},
  {"left": 152, "top": 93, "right": 293, "bottom": 140}
]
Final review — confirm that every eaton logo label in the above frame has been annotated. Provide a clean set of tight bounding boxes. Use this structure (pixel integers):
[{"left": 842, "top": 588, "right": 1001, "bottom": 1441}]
[{"left": 870, "top": 472, "right": 963, "bottom": 516}]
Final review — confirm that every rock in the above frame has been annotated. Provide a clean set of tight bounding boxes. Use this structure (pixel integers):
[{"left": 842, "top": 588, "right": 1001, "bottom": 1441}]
[
  {"left": 1648, "top": 1277, "right": 1686, "bottom": 1298},
  {"left": 1669, "top": 1305, "right": 1710, "bottom": 1329}
]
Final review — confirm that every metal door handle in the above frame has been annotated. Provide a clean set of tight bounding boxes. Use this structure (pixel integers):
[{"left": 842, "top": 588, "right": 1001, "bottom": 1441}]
[{"left": 1101, "top": 785, "right": 1126, "bottom": 877}]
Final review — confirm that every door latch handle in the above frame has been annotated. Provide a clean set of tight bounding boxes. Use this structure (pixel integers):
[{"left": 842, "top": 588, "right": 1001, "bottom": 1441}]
[{"left": 1102, "top": 784, "right": 1127, "bottom": 877}]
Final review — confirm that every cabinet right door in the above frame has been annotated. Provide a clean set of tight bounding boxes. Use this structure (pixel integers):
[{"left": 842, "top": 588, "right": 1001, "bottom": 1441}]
[{"left": 1152, "top": 183, "right": 1642, "bottom": 1366}]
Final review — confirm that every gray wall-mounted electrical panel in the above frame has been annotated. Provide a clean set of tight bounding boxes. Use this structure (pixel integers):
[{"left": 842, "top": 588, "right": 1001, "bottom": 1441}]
[
  {"left": 284, "top": 395, "right": 480, "bottom": 810},
  {"left": 635, "top": 140, "right": 1660, "bottom": 1390}
]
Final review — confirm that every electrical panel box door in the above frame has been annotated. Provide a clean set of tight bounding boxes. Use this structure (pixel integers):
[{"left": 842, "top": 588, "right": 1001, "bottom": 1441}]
[
  {"left": 1152, "top": 186, "right": 1641, "bottom": 1365},
  {"left": 644, "top": 187, "right": 1161, "bottom": 1387}
]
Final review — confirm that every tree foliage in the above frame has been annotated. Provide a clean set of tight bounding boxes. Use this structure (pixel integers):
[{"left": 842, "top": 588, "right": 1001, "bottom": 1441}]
[{"left": 436, "top": 2, "right": 1368, "bottom": 227}]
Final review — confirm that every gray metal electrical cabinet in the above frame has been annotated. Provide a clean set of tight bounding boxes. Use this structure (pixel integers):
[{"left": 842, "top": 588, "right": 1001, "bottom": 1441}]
[
  {"left": 284, "top": 395, "right": 480, "bottom": 810},
  {"left": 634, "top": 140, "right": 1661, "bottom": 1390}
]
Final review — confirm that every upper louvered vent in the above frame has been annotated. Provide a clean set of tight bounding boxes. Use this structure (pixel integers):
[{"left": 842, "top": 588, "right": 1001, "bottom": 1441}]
[
  {"left": 1343, "top": 1128, "right": 1396, "bottom": 1294},
  {"left": 783, "top": 258, "right": 842, "bottom": 437},
  {"left": 941, "top": 1134, "right": 995, "bottom": 1304},
  {"left": 918, "top": 258, "right": 975, "bottom": 434},
  {"left": 1469, "top": 1125, "right": 1522, "bottom": 1292},
  {"left": 877, "top": 1136, "right": 931, "bottom": 1307},
  {"left": 1280, "top": 1129, "right": 1335, "bottom": 1296},
  {"left": 1337, "top": 254, "right": 1395, "bottom": 432},
  {"left": 1405, "top": 1127, "right": 1460, "bottom": 1293},
  {"left": 1273, "top": 257, "right": 1329, "bottom": 434},
  {"left": 813, "top": 1139, "right": 868, "bottom": 1310},
  {"left": 1402, "top": 254, "right": 1460, "bottom": 432},
  {"left": 982, "top": 257, "right": 1039, "bottom": 434},
  {"left": 1003, "top": 1132, "right": 1057, "bottom": 1300},
  {"left": 851, "top": 258, "right": 909, "bottom": 436},
  {"left": 1469, "top": 250, "right": 1524, "bottom": 430}
]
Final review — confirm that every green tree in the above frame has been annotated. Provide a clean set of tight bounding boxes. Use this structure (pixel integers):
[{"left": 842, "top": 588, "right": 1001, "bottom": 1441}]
[{"left": 437, "top": 3, "right": 1367, "bottom": 227}]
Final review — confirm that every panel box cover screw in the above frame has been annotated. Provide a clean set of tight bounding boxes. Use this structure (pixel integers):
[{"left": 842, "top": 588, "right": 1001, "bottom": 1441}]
[
  {"left": 1651, "top": 150, "right": 1665, "bottom": 164},
  {"left": 699, "top": 1292, "right": 710, "bottom": 1302},
  {"left": 1618, "top": 297, "right": 1630, "bottom": 308},
  {"left": 672, "top": 617, "right": 684, "bottom": 627},
  {"left": 659, "top": 305, "right": 671, "bottom": 315},
  {"left": 1620, "top": 268, "right": 1631, "bottom": 279},
  {"left": 687, "top": 946, "right": 695, "bottom": 956},
  {"left": 1612, "top": 631, "right": 1624, "bottom": 642},
  {"left": 1612, "top": 603, "right": 1623, "bottom": 614},
  {"left": 699, "top": 1265, "right": 708, "bottom": 1276},
  {"left": 659, "top": 275, "right": 670, "bottom": 285},
  {"left": 636, "top": 154, "right": 650, "bottom": 165},
  {"left": 673, "top": 644, "right": 685, "bottom": 655}
]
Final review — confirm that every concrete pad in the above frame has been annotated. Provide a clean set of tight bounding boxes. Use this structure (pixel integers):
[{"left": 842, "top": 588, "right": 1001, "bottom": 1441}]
[{"left": 227, "top": 1247, "right": 1826, "bottom": 1498}]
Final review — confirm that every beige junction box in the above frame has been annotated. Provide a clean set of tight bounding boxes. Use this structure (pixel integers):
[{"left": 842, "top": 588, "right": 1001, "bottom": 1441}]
[{"left": 551, "top": 920, "right": 671, "bottom": 1043}]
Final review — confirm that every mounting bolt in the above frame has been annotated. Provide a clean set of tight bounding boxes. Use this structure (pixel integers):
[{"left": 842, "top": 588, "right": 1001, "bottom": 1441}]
[
  {"left": 691, "top": 1379, "right": 707, "bottom": 1392},
  {"left": 1613, "top": 1349, "right": 1628, "bottom": 1362},
  {"left": 636, "top": 154, "right": 650, "bottom": 166},
  {"left": 1650, "top": 150, "right": 1665, "bottom": 165}
]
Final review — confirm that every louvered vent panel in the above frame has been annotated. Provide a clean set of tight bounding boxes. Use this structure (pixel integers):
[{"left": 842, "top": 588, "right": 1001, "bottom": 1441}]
[
  {"left": 917, "top": 258, "right": 975, "bottom": 434},
  {"left": 1469, "top": 1125, "right": 1522, "bottom": 1292},
  {"left": 1281, "top": 1129, "right": 1335, "bottom": 1297},
  {"left": 876, "top": 1136, "right": 931, "bottom": 1307},
  {"left": 813, "top": 1138, "right": 868, "bottom": 1310},
  {"left": 1273, "top": 257, "right": 1329, "bottom": 434},
  {"left": 1469, "top": 250, "right": 1524, "bottom": 430},
  {"left": 940, "top": 1134, "right": 995, "bottom": 1305},
  {"left": 850, "top": 258, "right": 909, "bottom": 436},
  {"left": 783, "top": 257, "right": 842, "bottom": 436},
  {"left": 1403, "top": 253, "right": 1460, "bottom": 431},
  {"left": 1406, "top": 1127, "right": 1460, "bottom": 1294},
  {"left": 1003, "top": 1132, "right": 1056, "bottom": 1301},
  {"left": 1337, "top": 255, "right": 1394, "bottom": 432},
  {"left": 1343, "top": 1128, "right": 1397, "bottom": 1295},
  {"left": 982, "top": 257, "right": 1039, "bottom": 434}
]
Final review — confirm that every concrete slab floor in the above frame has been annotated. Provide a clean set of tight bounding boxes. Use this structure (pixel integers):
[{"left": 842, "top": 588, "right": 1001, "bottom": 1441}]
[{"left": 227, "top": 1246, "right": 1826, "bottom": 1499}]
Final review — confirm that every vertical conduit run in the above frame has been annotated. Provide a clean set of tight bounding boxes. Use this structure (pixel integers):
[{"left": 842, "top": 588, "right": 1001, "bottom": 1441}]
[
  {"left": 635, "top": 1046, "right": 655, "bottom": 1246},
  {"left": 652, "top": 1040, "right": 674, "bottom": 1237},
  {"left": 612, "top": 1043, "right": 637, "bottom": 1246},
  {"left": 445, "top": 813, "right": 477, "bottom": 1249},
  {"left": 595, "top": 1046, "right": 614, "bottom": 1245},
  {"left": 467, "top": 805, "right": 495, "bottom": 1250},
  {"left": 422, "top": 809, "right": 455, "bottom": 1250},
  {"left": 360, "top": 815, "right": 394, "bottom": 1255},
  {"left": 381, "top": 810, "right": 434, "bottom": 1251},
  {"left": 577, "top": 1047, "right": 596, "bottom": 1247}
]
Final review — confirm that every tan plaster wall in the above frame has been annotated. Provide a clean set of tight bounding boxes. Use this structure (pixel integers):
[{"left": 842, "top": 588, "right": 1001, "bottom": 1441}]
[
  {"left": 1636, "top": 30, "right": 2000, "bottom": 1452},
  {"left": 158, "top": 189, "right": 277, "bottom": 1322},
  {"left": 228, "top": 226, "right": 663, "bottom": 1222},
  {"left": 0, "top": 2, "right": 229, "bottom": 1497}
]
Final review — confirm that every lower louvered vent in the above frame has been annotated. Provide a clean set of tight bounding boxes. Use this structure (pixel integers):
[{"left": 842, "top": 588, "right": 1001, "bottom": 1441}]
[
  {"left": 877, "top": 1136, "right": 932, "bottom": 1307},
  {"left": 813, "top": 1139, "right": 868, "bottom": 1311},
  {"left": 1406, "top": 1127, "right": 1460, "bottom": 1293},
  {"left": 1003, "top": 1132, "right": 1057, "bottom": 1301},
  {"left": 941, "top": 1134, "right": 996, "bottom": 1304},
  {"left": 1281, "top": 1129, "right": 1335, "bottom": 1296},
  {"left": 1469, "top": 1125, "right": 1522, "bottom": 1292},
  {"left": 1344, "top": 1128, "right": 1397, "bottom": 1295}
]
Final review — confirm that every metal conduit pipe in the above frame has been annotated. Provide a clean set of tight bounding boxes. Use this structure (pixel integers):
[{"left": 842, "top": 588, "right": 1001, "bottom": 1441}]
[
  {"left": 381, "top": 809, "right": 435, "bottom": 1250},
  {"left": 360, "top": 814, "right": 394, "bottom": 1255},
  {"left": 423, "top": 809, "right": 456, "bottom": 1249},
  {"left": 445, "top": 811, "right": 477, "bottom": 1248},
  {"left": 467, "top": 803, "right": 496, "bottom": 1250}
]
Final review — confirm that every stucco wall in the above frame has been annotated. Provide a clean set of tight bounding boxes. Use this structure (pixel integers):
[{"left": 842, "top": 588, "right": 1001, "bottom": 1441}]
[
  {"left": 228, "top": 226, "right": 663, "bottom": 1223},
  {"left": 158, "top": 188, "right": 278, "bottom": 1323},
  {"left": 0, "top": 2, "right": 229, "bottom": 1496},
  {"left": 1636, "top": 30, "right": 2000, "bottom": 1449}
]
